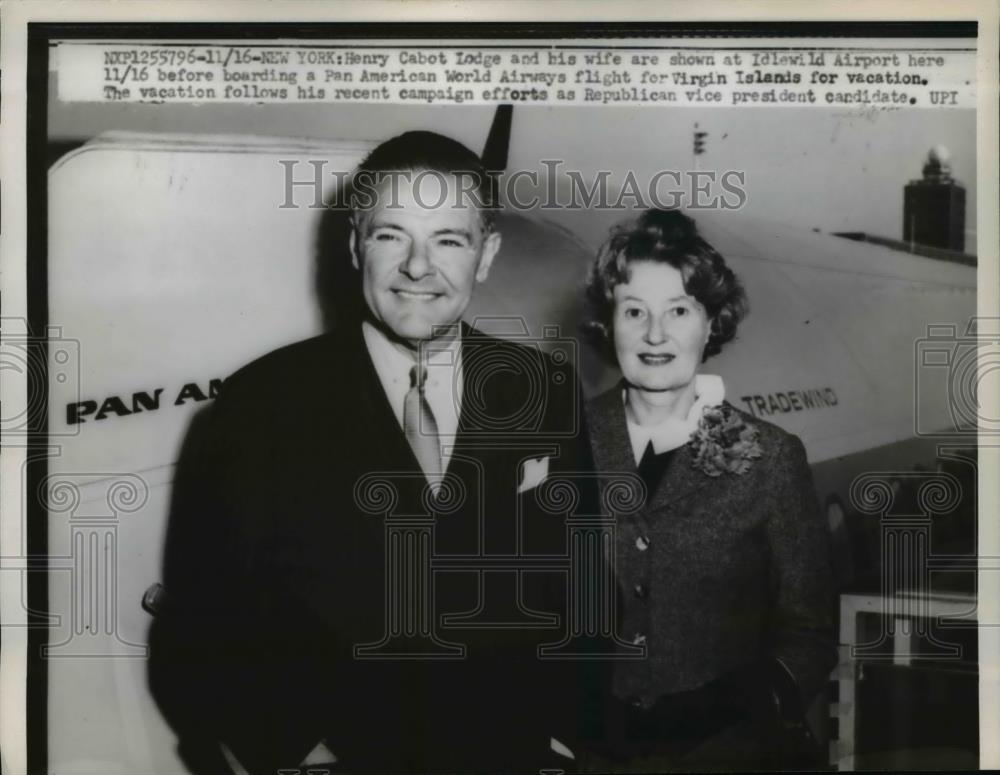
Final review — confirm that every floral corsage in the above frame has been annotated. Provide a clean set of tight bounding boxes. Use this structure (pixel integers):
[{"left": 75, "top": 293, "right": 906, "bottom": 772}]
[{"left": 689, "top": 402, "right": 762, "bottom": 477}]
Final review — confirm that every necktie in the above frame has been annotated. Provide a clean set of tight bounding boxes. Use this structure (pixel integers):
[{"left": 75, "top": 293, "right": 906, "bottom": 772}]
[{"left": 404, "top": 362, "right": 443, "bottom": 493}]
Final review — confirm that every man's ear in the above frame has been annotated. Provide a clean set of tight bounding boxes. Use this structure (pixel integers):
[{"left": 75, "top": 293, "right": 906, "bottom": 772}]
[
  {"left": 475, "top": 230, "right": 502, "bottom": 283},
  {"left": 349, "top": 220, "right": 361, "bottom": 270}
]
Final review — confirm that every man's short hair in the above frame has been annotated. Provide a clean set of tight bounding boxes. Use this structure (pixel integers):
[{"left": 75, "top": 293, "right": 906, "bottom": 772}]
[{"left": 349, "top": 131, "right": 499, "bottom": 232}]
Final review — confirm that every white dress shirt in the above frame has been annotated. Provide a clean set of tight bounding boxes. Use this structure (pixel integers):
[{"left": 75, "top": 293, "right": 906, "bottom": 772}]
[
  {"left": 362, "top": 320, "right": 463, "bottom": 473},
  {"left": 625, "top": 374, "right": 726, "bottom": 464}
]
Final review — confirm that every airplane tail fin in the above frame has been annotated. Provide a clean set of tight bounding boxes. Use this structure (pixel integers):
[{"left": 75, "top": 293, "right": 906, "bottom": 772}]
[{"left": 482, "top": 104, "right": 513, "bottom": 174}]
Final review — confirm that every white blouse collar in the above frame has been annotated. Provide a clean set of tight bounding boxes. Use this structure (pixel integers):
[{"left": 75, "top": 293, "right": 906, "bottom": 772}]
[{"left": 625, "top": 374, "right": 726, "bottom": 464}]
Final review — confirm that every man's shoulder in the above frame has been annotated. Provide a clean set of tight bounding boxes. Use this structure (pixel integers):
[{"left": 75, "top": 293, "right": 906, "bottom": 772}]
[
  {"left": 221, "top": 331, "right": 347, "bottom": 400},
  {"left": 231, "top": 332, "right": 334, "bottom": 374},
  {"left": 462, "top": 325, "right": 576, "bottom": 374},
  {"left": 462, "top": 326, "right": 583, "bottom": 438}
]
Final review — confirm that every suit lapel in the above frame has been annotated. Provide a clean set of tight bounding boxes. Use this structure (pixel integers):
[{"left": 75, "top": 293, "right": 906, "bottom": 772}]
[
  {"left": 447, "top": 325, "right": 527, "bottom": 556},
  {"left": 451, "top": 323, "right": 520, "bottom": 460},
  {"left": 451, "top": 323, "right": 533, "bottom": 486},
  {"left": 453, "top": 322, "right": 507, "bottom": 441},
  {"left": 338, "top": 322, "right": 516, "bottom": 504},
  {"left": 452, "top": 322, "right": 479, "bottom": 455},
  {"left": 337, "top": 323, "right": 427, "bottom": 488},
  {"left": 645, "top": 443, "right": 712, "bottom": 511},
  {"left": 586, "top": 385, "right": 636, "bottom": 479},
  {"left": 587, "top": 381, "right": 713, "bottom": 512}
]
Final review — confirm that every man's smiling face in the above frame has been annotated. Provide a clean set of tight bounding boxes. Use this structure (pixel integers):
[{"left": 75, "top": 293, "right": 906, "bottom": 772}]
[{"left": 351, "top": 172, "right": 501, "bottom": 350}]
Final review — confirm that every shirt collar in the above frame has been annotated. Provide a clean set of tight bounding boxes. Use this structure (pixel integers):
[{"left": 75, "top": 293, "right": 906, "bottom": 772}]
[
  {"left": 361, "top": 320, "right": 464, "bottom": 457},
  {"left": 361, "top": 320, "right": 461, "bottom": 379},
  {"left": 625, "top": 374, "right": 726, "bottom": 464}
]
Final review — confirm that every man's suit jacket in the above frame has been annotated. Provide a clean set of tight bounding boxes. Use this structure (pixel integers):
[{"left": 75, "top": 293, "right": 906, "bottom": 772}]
[
  {"left": 149, "top": 322, "right": 599, "bottom": 775},
  {"left": 584, "top": 386, "right": 837, "bottom": 713}
]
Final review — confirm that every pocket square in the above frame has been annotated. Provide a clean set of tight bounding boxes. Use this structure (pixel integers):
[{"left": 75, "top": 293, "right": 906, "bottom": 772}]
[
  {"left": 550, "top": 736, "right": 575, "bottom": 760},
  {"left": 517, "top": 456, "right": 550, "bottom": 494},
  {"left": 300, "top": 740, "right": 338, "bottom": 766}
]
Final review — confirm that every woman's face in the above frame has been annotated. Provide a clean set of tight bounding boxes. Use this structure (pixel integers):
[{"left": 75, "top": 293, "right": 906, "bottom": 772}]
[{"left": 612, "top": 260, "right": 712, "bottom": 394}]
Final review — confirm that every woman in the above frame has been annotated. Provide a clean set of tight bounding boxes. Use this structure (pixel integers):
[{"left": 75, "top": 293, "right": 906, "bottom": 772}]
[{"left": 580, "top": 209, "right": 836, "bottom": 771}]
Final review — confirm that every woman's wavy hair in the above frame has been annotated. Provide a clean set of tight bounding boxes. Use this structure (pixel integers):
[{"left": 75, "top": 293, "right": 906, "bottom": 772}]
[{"left": 582, "top": 208, "right": 748, "bottom": 364}]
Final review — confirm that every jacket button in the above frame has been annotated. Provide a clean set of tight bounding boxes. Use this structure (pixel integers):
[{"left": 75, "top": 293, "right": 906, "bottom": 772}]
[
  {"left": 633, "top": 583, "right": 647, "bottom": 599},
  {"left": 635, "top": 535, "right": 650, "bottom": 551}
]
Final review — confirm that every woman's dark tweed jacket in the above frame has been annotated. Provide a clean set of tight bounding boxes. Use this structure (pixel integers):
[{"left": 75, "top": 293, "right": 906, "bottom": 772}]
[{"left": 585, "top": 384, "right": 837, "bottom": 710}]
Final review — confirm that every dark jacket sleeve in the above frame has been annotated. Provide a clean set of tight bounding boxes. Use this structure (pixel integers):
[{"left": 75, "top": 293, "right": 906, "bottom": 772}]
[
  {"left": 148, "top": 373, "right": 247, "bottom": 773},
  {"left": 148, "top": 370, "right": 327, "bottom": 774},
  {"left": 762, "top": 432, "right": 838, "bottom": 706}
]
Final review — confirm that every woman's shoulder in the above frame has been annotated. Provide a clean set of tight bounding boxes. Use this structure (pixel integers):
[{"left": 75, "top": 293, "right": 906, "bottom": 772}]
[{"left": 721, "top": 401, "right": 808, "bottom": 461}]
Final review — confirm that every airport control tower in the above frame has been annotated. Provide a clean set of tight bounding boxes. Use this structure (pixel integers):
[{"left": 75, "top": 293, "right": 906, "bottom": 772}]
[{"left": 903, "top": 145, "right": 966, "bottom": 252}]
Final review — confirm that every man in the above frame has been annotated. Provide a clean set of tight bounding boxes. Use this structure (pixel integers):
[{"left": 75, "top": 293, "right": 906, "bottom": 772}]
[{"left": 150, "top": 131, "right": 599, "bottom": 774}]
